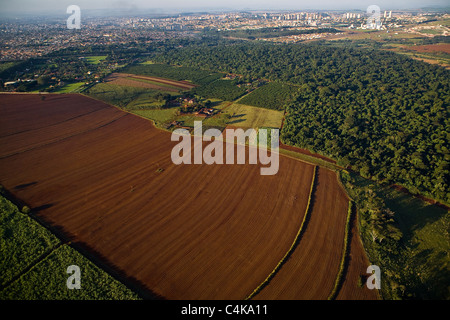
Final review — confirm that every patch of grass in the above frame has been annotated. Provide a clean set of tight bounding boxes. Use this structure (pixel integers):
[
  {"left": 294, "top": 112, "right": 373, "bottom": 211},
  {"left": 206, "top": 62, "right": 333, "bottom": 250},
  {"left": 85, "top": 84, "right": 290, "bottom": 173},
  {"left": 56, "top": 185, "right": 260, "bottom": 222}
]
[
  {"left": 279, "top": 148, "right": 338, "bottom": 171},
  {"left": 0, "top": 62, "right": 18, "bottom": 74},
  {"left": 378, "top": 187, "right": 449, "bottom": 299},
  {"left": 176, "top": 114, "right": 203, "bottom": 128},
  {"left": 223, "top": 103, "right": 284, "bottom": 129},
  {"left": 85, "top": 56, "right": 107, "bottom": 65},
  {"left": 202, "top": 113, "right": 229, "bottom": 129},
  {"left": 341, "top": 171, "right": 450, "bottom": 299},
  {"left": 131, "top": 108, "right": 179, "bottom": 125},
  {"left": 418, "top": 28, "right": 443, "bottom": 35},
  {"left": 86, "top": 83, "right": 170, "bottom": 108},
  {"left": 126, "top": 96, "right": 167, "bottom": 110},
  {"left": 54, "top": 82, "right": 85, "bottom": 93}
]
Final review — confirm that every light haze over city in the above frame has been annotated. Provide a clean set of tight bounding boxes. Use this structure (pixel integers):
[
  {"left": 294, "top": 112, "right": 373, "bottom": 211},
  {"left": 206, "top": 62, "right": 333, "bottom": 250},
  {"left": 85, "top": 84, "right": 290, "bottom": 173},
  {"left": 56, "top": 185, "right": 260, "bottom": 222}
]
[{"left": 0, "top": 0, "right": 448, "bottom": 14}]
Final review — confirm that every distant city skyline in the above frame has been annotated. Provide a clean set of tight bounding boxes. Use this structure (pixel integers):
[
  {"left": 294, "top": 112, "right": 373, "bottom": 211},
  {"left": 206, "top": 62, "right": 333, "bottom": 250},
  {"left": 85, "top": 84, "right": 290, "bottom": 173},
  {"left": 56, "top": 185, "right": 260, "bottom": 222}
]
[{"left": 0, "top": 0, "right": 449, "bottom": 15}]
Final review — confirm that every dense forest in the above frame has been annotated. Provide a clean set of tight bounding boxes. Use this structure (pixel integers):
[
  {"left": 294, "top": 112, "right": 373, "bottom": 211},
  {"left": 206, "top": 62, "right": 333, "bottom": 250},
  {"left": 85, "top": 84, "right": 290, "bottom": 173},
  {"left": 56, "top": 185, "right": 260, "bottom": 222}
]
[{"left": 149, "top": 42, "right": 449, "bottom": 203}]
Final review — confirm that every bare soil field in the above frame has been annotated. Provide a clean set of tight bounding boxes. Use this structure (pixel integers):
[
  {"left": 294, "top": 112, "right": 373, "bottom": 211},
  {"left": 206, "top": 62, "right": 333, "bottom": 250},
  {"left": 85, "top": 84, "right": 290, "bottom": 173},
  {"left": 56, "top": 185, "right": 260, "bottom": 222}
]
[
  {"left": 104, "top": 73, "right": 196, "bottom": 92},
  {"left": 0, "top": 93, "right": 376, "bottom": 300},
  {"left": 253, "top": 168, "right": 352, "bottom": 299},
  {"left": 0, "top": 93, "right": 317, "bottom": 299}
]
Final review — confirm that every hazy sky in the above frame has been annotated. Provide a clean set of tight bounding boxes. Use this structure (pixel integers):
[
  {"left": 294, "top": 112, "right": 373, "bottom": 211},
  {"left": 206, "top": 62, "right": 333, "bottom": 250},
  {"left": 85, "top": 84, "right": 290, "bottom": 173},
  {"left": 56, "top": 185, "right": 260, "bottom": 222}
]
[{"left": 0, "top": 0, "right": 448, "bottom": 14}]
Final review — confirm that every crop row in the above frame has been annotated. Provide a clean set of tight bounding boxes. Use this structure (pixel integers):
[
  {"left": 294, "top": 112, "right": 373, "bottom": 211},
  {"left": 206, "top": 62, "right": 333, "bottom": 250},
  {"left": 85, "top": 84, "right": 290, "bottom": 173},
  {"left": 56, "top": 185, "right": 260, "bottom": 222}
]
[
  {"left": 327, "top": 200, "right": 353, "bottom": 300},
  {"left": 245, "top": 165, "right": 318, "bottom": 300}
]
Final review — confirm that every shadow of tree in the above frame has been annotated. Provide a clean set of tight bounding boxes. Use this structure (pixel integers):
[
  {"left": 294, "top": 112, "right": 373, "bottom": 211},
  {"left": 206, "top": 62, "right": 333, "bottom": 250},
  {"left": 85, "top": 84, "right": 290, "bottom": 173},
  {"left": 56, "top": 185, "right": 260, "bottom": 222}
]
[
  {"left": 227, "top": 119, "right": 246, "bottom": 125},
  {"left": 14, "top": 182, "right": 38, "bottom": 190}
]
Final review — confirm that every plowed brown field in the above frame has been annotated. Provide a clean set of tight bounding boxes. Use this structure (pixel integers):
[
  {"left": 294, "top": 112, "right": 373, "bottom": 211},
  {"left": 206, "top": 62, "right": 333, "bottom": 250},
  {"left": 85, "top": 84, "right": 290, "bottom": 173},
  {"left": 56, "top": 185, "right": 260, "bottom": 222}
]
[
  {"left": 254, "top": 168, "right": 352, "bottom": 299},
  {"left": 403, "top": 43, "right": 450, "bottom": 54},
  {"left": 0, "top": 93, "right": 316, "bottom": 299},
  {"left": 0, "top": 93, "right": 377, "bottom": 300}
]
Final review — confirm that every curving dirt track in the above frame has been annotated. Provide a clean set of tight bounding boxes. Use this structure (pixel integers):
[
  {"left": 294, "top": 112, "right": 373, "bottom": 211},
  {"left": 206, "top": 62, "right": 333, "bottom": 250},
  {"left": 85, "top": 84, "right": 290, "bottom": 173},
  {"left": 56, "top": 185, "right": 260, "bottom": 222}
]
[
  {"left": 336, "top": 212, "right": 380, "bottom": 300},
  {"left": 279, "top": 143, "right": 337, "bottom": 165},
  {"left": 0, "top": 93, "right": 319, "bottom": 299},
  {"left": 253, "top": 168, "right": 350, "bottom": 299}
]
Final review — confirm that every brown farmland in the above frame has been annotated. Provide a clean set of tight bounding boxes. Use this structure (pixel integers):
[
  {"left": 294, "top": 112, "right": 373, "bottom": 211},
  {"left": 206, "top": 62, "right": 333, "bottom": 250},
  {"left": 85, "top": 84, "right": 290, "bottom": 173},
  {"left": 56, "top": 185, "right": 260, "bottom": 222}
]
[
  {"left": 105, "top": 73, "right": 196, "bottom": 92},
  {"left": 403, "top": 43, "right": 450, "bottom": 54},
  {"left": 0, "top": 93, "right": 376, "bottom": 300},
  {"left": 253, "top": 168, "right": 349, "bottom": 299}
]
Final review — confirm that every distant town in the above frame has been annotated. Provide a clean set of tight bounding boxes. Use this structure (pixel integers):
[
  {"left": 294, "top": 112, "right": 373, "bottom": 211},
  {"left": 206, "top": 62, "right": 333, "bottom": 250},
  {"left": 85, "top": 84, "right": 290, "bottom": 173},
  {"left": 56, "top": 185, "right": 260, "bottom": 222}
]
[{"left": 1, "top": 9, "right": 448, "bottom": 61}]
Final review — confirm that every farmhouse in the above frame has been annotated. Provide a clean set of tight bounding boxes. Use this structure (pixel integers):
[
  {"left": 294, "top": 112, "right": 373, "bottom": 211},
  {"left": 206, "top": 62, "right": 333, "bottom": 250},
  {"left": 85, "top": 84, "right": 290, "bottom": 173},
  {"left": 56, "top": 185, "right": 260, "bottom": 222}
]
[{"left": 195, "top": 108, "right": 215, "bottom": 117}]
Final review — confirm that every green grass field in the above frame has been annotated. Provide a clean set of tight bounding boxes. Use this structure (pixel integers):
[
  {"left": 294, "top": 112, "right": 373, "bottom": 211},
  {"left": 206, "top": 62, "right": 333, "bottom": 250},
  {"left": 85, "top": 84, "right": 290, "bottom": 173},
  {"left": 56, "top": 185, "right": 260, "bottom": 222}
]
[
  {"left": 222, "top": 103, "right": 284, "bottom": 129},
  {"left": 126, "top": 96, "right": 167, "bottom": 110},
  {"left": 377, "top": 186, "right": 449, "bottom": 299},
  {"left": 341, "top": 171, "right": 450, "bottom": 299},
  {"left": 86, "top": 83, "right": 172, "bottom": 108},
  {"left": 54, "top": 82, "right": 85, "bottom": 93},
  {"left": 0, "top": 62, "right": 18, "bottom": 74},
  {"left": 418, "top": 28, "right": 445, "bottom": 36},
  {"left": 131, "top": 108, "right": 179, "bottom": 125},
  {"left": 85, "top": 56, "right": 107, "bottom": 65}
]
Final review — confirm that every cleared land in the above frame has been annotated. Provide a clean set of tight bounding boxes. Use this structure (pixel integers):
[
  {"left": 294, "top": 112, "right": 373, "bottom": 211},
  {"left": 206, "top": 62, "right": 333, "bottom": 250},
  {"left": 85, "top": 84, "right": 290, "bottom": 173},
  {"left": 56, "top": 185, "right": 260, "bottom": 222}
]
[
  {"left": 0, "top": 93, "right": 376, "bottom": 300},
  {"left": 0, "top": 93, "right": 317, "bottom": 299},
  {"left": 54, "top": 82, "right": 85, "bottom": 93},
  {"left": 253, "top": 168, "right": 360, "bottom": 299},
  {"left": 385, "top": 43, "right": 450, "bottom": 69},
  {"left": 223, "top": 103, "right": 284, "bottom": 129}
]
